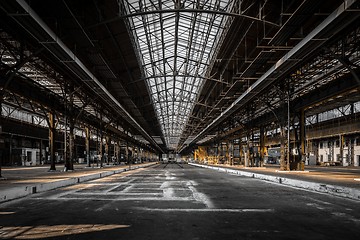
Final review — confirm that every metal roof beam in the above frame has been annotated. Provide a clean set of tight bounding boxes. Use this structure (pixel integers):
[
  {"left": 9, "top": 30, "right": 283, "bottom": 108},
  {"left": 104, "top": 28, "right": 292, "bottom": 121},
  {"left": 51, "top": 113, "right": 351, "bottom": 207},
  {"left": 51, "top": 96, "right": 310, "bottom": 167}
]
[
  {"left": 179, "top": 0, "right": 359, "bottom": 152},
  {"left": 11, "top": 0, "right": 163, "bottom": 152}
]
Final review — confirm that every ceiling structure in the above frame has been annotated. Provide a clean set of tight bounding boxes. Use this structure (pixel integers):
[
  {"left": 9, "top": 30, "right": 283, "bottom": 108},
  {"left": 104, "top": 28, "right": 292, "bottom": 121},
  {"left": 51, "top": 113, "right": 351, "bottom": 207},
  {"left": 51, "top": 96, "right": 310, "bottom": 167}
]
[
  {"left": 120, "top": 0, "right": 236, "bottom": 149},
  {"left": 1, "top": 0, "right": 360, "bottom": 154},
  {"left": 0, "top": 0, "right": 166, "bottom": 152},
  {"left": 178, "top": 0, "right": 360, "bottom": 151}
]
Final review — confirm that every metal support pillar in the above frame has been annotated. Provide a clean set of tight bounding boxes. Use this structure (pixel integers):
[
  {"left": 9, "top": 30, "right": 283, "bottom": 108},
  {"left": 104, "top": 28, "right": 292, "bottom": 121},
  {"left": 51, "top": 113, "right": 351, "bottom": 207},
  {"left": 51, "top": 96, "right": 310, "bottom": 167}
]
[
  {"left": 279, "top": 93, "right": 290, "bottom": 171},
  {"left": 134, "top": 146, "right": 138, "bottom": 162},
  {"left": 225, "top": 141, "right": 229, "bottom": 165},
  {"left": 105, "top": 136, "right": 109, "bottom": 165},
  {"left": 126, "top": 140, "right": 129, "bottom": 164},
  {"left": 340, "top": 135, "right": 344, "bottom": 166},
  {"left": 299, "top": 109, "right": 306, "bottom": 170},
  {"left": 287, "top": 94, "right": 290, "bottom": 171},
  {"left": 245, "top": 133, "right": 250, "bottom": 167},
  {"left": 9, "top": 134, "right": 13, "bottom": 166},
  {"left": 65, "top": 118, "right": 74, "bottom": 171},
  {"left": 99, "top": 129, "right": 103, "bottom": 168},
  {"left": 350, "top": 138, "right": 355, "bottom": 166},
  {"left": 280, "top": 123, "right": 287, "bottom": 171},
  {"left": 329, "top": 141, "right": 334, "bottom": 162},
  {"left": 114, "top": 140, "right": 117, "bottom": 164},
  {"left": 63, "top": 111, "right": 68, "bottom": 170},
  {"left": 231, "top": 140, "right": 235, "bottom": 166},
  {"left": 349, "top": 138, "right": 353, "bottom": 166},
  {"left": 117, "top": 140, "right": 121, "bottom": 164},
  {"left": 64, "top": 87, "right": 74, "bottom": 171},
  {"left": 260, "top": 126, "right": 265, "bottom": 167},
  {"left": 239, "top": 135, "right": 244, "bottom": 165},
  {"left": 251, "top": 131, "right": 255, "bottom": 167},
  {"left": 85, "top": 127, "right": 90, "bottom": 167},
  {"left": 49, "top": 112, "right": 56, "bottom": 171},
  {"left": 350, "top": 103, "right": 355, "bottom": 166}
]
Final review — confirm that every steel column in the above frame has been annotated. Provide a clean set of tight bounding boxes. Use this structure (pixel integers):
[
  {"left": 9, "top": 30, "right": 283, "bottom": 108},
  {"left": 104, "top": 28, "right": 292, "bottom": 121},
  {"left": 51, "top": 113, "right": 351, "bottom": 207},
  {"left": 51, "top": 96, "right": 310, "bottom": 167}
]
[
  {"left": 340, "top": 135, "right": 344, "bottom": 165},
  {"left": 300, "top": 109, "right": 306, "bottom": 167},
  {"left": 105, "top": 136, "right": 110, "bottom": 165},
  {"left": 85, "top": 127, "right": 90, "bottom": 167},
  {"left": 280, "top": 123, "right": 287, "bottom": 171},
  {"left": 48, "top": 112, "right": 56, "bottom": 171},
  {"left": 260, "top": 126, "right": 265, "bottom": 167},
  {"left": 66, "top": 117, "right": 74, "bottom": 171}
]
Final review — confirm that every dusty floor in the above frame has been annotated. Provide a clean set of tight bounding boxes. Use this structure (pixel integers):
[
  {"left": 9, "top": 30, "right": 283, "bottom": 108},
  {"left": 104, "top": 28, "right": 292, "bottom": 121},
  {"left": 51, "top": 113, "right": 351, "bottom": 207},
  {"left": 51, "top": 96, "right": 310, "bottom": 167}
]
[{"left": 1, "top": 164, "right": 359, "bottom": 239}]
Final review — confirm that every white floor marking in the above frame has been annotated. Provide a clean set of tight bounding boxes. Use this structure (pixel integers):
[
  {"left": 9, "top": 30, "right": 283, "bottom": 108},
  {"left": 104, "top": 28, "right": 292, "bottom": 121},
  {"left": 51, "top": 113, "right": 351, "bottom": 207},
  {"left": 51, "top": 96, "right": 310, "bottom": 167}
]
[
  {"left": 331, "top": 212, "right": 360, "bottom": 223},
  {"left": 106, "top": 184, "right": 128, "bottom": 193},
  {"left": 306, "top": 203, "right": 325, "bottom": 210},
  {"left": 136, "top": 207, "right": 274, "bottom": 213},
  {"left": 35, "top": 168, "right": 217, "bottom": 210},
  {"left": 163, "top": 188, "right": 174, "bottom": 198},
  {"left": 34, "top": 196, "right": 194, "bottom": 201},
  {"left": 160, "top": 181, "right": 171, "bottom": 189},
  {"left": 188, "top": 184, "right": 215, "bottom": 209}
]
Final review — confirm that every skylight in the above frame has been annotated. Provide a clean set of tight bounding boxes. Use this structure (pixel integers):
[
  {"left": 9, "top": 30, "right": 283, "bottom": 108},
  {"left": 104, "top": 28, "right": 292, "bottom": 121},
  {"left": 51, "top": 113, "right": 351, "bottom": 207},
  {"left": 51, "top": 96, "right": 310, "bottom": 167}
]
[{"left": 120, "top": 0, "right": 234, "bottom": 149}]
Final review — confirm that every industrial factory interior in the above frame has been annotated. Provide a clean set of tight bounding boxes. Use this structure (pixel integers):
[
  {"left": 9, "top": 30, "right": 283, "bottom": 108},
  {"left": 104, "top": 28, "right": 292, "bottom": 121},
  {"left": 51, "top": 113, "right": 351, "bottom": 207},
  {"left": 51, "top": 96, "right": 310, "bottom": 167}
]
[{"left": 0, "top": 0, "right": 359, "bottom": 239}]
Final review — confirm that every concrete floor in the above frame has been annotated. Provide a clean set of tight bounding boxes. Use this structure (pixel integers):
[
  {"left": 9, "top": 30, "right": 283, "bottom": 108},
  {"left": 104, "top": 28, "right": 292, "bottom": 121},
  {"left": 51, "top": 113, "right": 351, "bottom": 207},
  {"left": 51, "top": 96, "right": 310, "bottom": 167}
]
[{"left": 0, "top": 164, "right": 359, "bottom": 239}]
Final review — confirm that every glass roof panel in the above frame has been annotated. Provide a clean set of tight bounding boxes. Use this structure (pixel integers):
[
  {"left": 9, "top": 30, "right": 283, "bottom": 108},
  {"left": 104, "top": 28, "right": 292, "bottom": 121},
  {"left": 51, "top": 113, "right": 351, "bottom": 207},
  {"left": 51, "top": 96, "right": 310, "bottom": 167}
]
[{"left": 120, "top": 0, "right": 235, "bottom": 149}]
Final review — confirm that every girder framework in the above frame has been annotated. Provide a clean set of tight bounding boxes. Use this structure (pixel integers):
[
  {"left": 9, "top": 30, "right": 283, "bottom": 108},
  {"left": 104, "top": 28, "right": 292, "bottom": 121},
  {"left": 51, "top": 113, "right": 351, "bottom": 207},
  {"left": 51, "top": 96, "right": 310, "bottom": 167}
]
[
  {"left": 193, "top": 24, "right": 360, "bottom": 147},
  {"left": 1, "top": 0, "right": 359, "bottom": 156},
  {"left": 0, "top": 31, "right": 152, "bottom": 151},
  {"left": 178, "top": 0, "right": 360, "bottom": 151},
  {"left": 120, "top": 0, "right": 236, "bottom": 149},
  {"left": 0, "top": 0, "right": 165, "bottom": 153}
]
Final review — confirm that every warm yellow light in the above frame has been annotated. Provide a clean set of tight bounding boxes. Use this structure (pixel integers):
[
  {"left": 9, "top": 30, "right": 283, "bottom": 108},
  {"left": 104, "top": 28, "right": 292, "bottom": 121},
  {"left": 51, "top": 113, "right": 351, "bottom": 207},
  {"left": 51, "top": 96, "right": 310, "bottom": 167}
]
[
  {"left": 2, "top": 167, "right": 48, "bottom": 171},
  {"left": 0, "top": 211, "right": 15, "bottom": 215},
  {"left": 15, "top": 178, "right": 67, "bottom": 184},
  {"left": 0, "top": 224, "right": 131, "bottom": 239}
]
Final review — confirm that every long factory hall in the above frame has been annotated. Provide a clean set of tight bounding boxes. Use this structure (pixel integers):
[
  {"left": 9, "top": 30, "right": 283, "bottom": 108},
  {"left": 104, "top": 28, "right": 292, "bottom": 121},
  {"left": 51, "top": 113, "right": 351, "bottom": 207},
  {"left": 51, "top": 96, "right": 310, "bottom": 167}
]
[{"left": 0, "top": 0, "right": 360, "bottom": 239}]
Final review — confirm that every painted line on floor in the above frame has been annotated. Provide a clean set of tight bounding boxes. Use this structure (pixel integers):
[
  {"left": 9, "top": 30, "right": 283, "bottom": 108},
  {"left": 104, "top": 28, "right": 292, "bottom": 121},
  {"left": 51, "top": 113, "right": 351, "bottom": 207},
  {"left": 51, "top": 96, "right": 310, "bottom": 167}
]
[
  {"left": 0, "top": 163, "right": 157, "bottom": 203},
  {"left": 136, "top": 207, "right": 275, "bottom": 213}
]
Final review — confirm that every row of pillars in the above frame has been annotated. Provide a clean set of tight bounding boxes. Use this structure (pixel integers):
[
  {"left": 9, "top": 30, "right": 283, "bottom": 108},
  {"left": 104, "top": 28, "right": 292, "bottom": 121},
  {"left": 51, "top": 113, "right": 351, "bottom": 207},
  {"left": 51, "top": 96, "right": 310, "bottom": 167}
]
[
  {"left": 198, "top": 109, "right": 306, "bottom": 171},
  {"left": 249, "top": 109, "right": 305, "bottom": 170},
  {"left": 0, "top": 112, "right": 150, "bottom": 177},
  {"left": 47, "top": 111, "right": 154, "bottom": 172},
  {"left": 0, "top": 80, "right": 155, "bottom": 178}
]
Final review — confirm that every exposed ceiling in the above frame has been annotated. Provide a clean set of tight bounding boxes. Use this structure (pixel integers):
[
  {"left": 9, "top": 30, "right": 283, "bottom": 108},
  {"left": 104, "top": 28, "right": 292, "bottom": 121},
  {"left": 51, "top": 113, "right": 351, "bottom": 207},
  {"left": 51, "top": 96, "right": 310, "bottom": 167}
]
[
  {"left": 1, "top": 0, "right": 359, "bottom": 154},
  {"left": 120, "top": 0, "right": 236, "bottom": 149}
]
